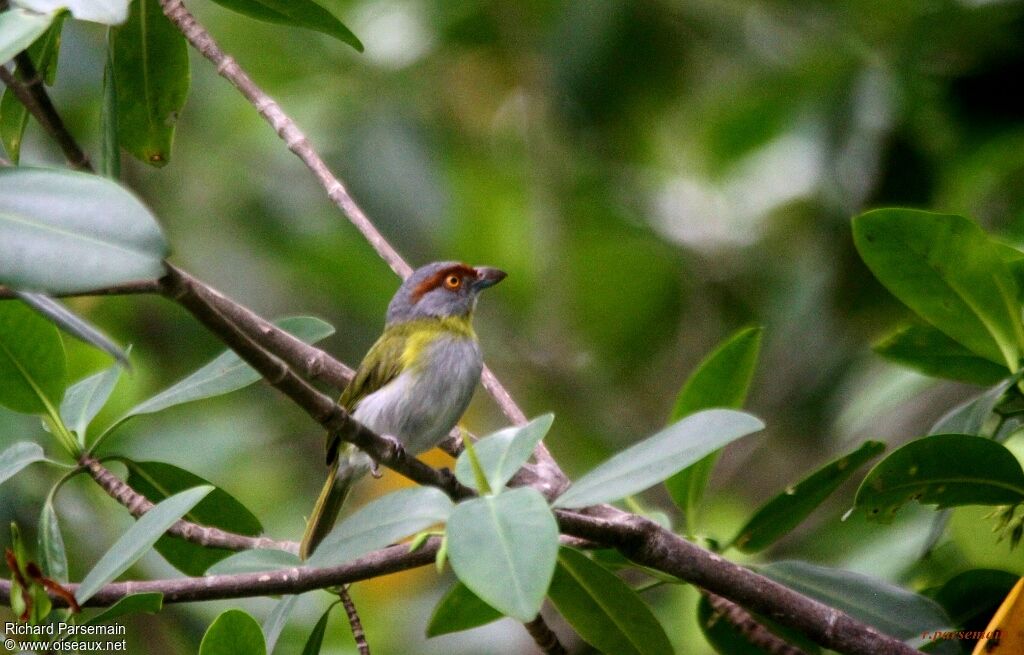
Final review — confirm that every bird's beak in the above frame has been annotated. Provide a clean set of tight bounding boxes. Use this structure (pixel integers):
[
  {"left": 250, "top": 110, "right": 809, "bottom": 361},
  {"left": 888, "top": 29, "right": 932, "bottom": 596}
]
[{"left": 473, "top": 266, "right": 507, "bottom": 290}]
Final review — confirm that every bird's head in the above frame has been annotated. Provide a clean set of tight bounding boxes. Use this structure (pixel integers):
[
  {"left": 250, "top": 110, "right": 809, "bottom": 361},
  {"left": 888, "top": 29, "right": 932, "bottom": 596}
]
[{"left": 386, "top": 261, "right": 506, "bottom": 325}]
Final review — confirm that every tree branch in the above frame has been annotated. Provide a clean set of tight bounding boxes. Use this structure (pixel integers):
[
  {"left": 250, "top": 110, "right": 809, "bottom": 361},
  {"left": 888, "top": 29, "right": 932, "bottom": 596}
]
[
  {"left": 338, "top": 586, "right": 370, "bottom": 655},
  {"left": 80, "top": 455, "right": 298, "bottom": 554},
  {"left": 703, "top": 591, "right": 808, "bottom": 655}
]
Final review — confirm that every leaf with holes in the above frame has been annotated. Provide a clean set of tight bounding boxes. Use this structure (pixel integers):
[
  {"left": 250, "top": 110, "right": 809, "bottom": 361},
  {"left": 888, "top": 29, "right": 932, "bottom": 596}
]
[{"left": 854, "top": 434, "right": 1024, "bottom": 523}]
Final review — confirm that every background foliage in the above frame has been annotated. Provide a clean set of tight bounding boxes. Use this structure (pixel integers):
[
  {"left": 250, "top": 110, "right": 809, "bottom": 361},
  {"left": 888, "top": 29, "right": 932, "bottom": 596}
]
[{"left": 4, "top": 0, "right": 1024, "bottom": 653}]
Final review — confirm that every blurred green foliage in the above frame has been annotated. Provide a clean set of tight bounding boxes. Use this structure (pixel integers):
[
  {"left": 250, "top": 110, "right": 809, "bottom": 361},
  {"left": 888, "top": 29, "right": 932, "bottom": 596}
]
[{"left": 5, "top": 0, "right": 1024, "bottom": 652}]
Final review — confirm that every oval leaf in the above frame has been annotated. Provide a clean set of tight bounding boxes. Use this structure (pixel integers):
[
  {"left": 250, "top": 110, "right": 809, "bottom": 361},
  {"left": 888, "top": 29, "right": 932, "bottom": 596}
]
[
  {"left": 306, "top": 486, "right": 453, "bottom": 568},
  {"left": 110, "top": 0, "right": 189, "bottom": 166},
  {"left": 0, "top": 7, "right": 53, "bottom": 67},
  {"left": 0, "top": 167, "right": 168, "bottom": 293},
  {"left": 664, "top": 327, "right": 762, "bottom": 533},
  {"left": 427, "top": 581, "right": 504, "bottom": 637},
  {"left": 760, "top": 560, "right": 950, "bottom": 639},
  {"left": 0, "top": 300, "right": 66, "bottom": 415},
  {"left": 75, "top": 485, "right": 213, "bottom": 604},
  {"left": 446, "top": 487, "right": 559, "bottom": 622},
  {"left": 854, "top": 434, "right": 1024, "bottom": 523},
  {"left": 200, "top": 609, "right": 266, "bottom": 655},
  {"left": 548, "top": 547, "right": 673, "bottom": 655},
  {"left": 208, "top": 0, "right": 362, "bottom": 51},
  {"left": 874, "top": 323, "right": 1010, "bottom": 386},
  {"left": 454, "top": 414, "right": 554, "bottom": 492},
  {"left": 118, "top": 316, "right": 333, "bottom": 422},
  {"left": 554, "top": 409, "right": 764, "bottom": 509},
  {"left": 731, "top": 440, "right": 885, "bottom": 553},
  {"left": 0, "top": 441, "right": 45, "bottom": 486},
  {"left": 126, "top": 461, "right": 263, "bottom": 576},
  {"left": 852, "top": 208, "right": 1024, "bottom": 369}
]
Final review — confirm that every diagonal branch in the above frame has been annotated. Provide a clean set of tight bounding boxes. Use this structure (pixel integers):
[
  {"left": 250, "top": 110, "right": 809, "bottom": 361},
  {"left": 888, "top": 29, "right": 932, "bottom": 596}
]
[{"left": 703, "top": 590, "right": 808, "bottom": 655}]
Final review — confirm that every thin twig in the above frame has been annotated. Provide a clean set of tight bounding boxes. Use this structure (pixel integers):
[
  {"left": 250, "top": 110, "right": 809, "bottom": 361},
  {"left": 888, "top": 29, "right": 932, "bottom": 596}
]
[
  {"left": 703, "top": 590, "right": 808, "bottom": 655},
  {"left": 339, "top": 585, "right": 370, "bottom": 655},
  {"left": 80, "top": 455, "right": 299, "bottom": 554}
]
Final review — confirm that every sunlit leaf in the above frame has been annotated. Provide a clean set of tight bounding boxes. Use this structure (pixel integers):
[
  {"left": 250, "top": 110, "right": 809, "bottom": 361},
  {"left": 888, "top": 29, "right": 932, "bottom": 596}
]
[
  {"left": 199, "top": 609, "right": 266, "bottom": 655},
  {"left": 447, "top": 487, "right": 558, "bottom": 622},
  {"left": 110, "top": 0, "right": 189, "bottom": 166},
  {"left": 731, "top": 441, "right": 885, "bottom": 552},
  {"left": 854, "top": 434, "right": 1024, "bottom": 523},
  {"left": 664, "top": 327, "right": 762, "bottom": 534},
  {"left": 454, "top": 414, "right": 554, "bottom": 493},
  {"left": 126, "top": 461, "right": 263, "bottom": 576},
  {"left": 208, "top": 0, "right": 362, "bottom": 51},
  {"left": 0, "top": 167, "right": 168, "bottom": 293},
  {"left": 75, "top": 485, "right": 213, "bottom": 604},
  {"left": 548, "top": 548, "right": 673, "bottom": 655},
  {"left": 852, "top": 209, "right": 1024, "bottom": 369},
  {"left": 554, "top": 409, "right": 764, "bottom": 509},
  {"left": 306, "top": 487, "right": 453, "bottom": 568}
]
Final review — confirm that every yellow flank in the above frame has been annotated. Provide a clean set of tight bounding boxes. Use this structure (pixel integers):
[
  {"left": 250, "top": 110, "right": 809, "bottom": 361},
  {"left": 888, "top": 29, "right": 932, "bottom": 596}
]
[{"left": 400, "top": 316, "right": 476, "bottom": 372}]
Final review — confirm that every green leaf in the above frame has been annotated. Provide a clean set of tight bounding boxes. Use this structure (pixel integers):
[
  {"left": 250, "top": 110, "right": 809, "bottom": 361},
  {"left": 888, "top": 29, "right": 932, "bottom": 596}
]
[
  {"left": 663, "top": 327, "right": 762, "bottom": 533},
  {"left": 38, "top": 499, "right": 67, "bottom": 582},
  {"left": 0, "top": 167, "right": 168, "bottom": 293},
  {"left": 426, "top": 581, "right": 504, "bottom": 637},
  {"left": 208, "top": 0, "right": 362, "bottom": 51},
  {"left": 262, "top": 595, "right": 299, "bottom": 654},
  {"left": 16, "top": 291, "right": 129, "bottom": 366},
  {"left": 931, "top": 378, "right": 1014, "bottom": 436},
  {"left": 731, "top": 441, "right": 886, "bottom": 553},
  {"left": 0, "top": 14, "right": 64, "bottom": 163},
  {"left": 110, "top": 0, "right": 189, "bottom": 166},
  {"left": 547, "top": 547, "right": 673, "bottom": 655},
  {"left": 199, "top": 609, "right": 266, "bottom": 655},
  {"left": 0, "top": 7, "right": 53, "bottom": 70},
  {"left": 931, "top": 569, "right": 1018, "bottom": 629},
  {"left": 446, "top": 487, "right": 559, "bottom": 622},
  {"left": 60, "top": 361, "right": 123, "bottom": 445},
  {"left": 0, "top": 441, "right": 45, "bottom": 486},
  {"left": 854, "top": 434, "right": 1024, "bottom": 523},
  {"left": 0, "top": 300, "right": 66, "bottom": 415},
  {"left": 454, "top": 414, "right": 554, "bottom": 493},
  {"left": 85, "top": 592, "right": 163, "bottom": 625},
  {"left": 15, "top": 1, "right": 129, "bottom": 24},
  {"left": 100, "top": 38, "right": 119, "bottom": 179},
  {"left": 306, "top": 486, "right": 453, "bottom": 567},
  {"left": 207, "top": 549, "right": 300, "bottom": 575},
  {"left": 75, "top": 485, "right": 212, "bottom": 604},
  {"left": 125, "top": 461, "right": 263, "bottom": 576},
  {"left": 117, "top": 316, "right": 334, "bottom": 422},
  {"left": 554, "top": 409, "right": 764, "bottom": 509},
  {"left": 874, "top": 323, "right": 1009, "bottom": 386},
  {"left": 852, "top": 208, "right": 1024, "bottom": 370},
  {"left": 760, "top": 560, "right": 951, "bottom": 639},
  {"left": 300, "top": 604, "right": 332, "bottom": 655}
]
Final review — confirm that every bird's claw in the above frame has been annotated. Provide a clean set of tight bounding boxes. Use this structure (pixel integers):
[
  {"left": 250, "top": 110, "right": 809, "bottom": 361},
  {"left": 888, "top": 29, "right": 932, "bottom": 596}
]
[{"left": 378, "top": 434, "right": 406, "bottom": 466}]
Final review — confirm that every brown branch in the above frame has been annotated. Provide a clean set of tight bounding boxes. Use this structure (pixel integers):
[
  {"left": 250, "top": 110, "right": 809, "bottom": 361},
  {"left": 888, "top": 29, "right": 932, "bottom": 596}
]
[
  {"left": 0, "top": 540, "right": 441, "bottom": 607},
  {"left": 523, "top": 615, "right": 567, "bottom": 655},
  {"left": 80, "top": 455, "right": 298, "bottom": 554},
  {"left": 703, "top": 591, "right": 808, "bottom": 655},
  {"left": 339, "top": 586, "right": 370, "bottom": 655},
  {"left": 0, "top": 37, "right": 92, "bottom": 171}
]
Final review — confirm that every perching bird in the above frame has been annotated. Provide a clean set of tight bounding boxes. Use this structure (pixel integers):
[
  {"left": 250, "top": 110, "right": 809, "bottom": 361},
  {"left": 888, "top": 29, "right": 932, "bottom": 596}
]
[{"left": 299, "top": 261, "right": 507, "bottom": 559}]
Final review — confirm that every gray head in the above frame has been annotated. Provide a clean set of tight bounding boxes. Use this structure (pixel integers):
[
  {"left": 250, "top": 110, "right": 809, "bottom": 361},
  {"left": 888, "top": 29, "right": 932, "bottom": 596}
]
[{"left": 386, "top": 261, "right": 506, "bottom": 325}]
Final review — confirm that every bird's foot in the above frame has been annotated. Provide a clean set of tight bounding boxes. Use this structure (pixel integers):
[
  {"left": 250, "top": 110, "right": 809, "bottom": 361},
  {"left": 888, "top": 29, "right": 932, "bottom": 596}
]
[{"left": 376, "top": 433, "right": 407, "bottom": 470}]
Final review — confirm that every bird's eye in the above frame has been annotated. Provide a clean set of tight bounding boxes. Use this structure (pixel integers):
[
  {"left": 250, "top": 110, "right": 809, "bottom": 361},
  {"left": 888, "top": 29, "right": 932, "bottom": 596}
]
[{"left": 444, "top": 274, "right": 462, "bottom": 290}]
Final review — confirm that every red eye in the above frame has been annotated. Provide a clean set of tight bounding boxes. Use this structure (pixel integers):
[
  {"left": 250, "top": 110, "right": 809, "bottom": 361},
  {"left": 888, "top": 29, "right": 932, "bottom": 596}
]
[{"left": 444, "top": 274, "right": 461, "bottom": 290}]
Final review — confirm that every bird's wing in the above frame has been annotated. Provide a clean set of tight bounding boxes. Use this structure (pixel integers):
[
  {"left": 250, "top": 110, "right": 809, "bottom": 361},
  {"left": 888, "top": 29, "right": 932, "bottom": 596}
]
[{"left": 326, "top": 329, "right": 407, "bottom": 463}]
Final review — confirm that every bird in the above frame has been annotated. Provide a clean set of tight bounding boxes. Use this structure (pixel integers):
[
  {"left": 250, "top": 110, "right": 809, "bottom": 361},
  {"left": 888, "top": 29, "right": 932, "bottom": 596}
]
[{"left": 299, "top": 261, "right": 507, "bottom": 559}]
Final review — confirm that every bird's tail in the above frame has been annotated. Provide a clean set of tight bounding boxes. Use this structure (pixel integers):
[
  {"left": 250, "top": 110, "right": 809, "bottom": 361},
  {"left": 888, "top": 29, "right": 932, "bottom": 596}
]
[{"left": 300, "top": 450, "right": 363, "bottom": 560}]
